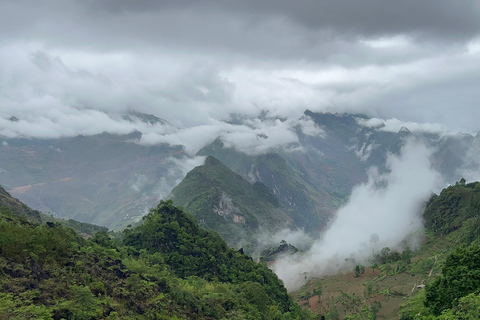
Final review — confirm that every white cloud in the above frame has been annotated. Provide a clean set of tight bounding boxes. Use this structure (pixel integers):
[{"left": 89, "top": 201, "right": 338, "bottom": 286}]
[
  {"left": 272, "top": 138, "right": 443, "bottom": 291},
  {"left": 357, "top": 117, "right": 448, "bottom": 134},
  {"left": 297, "top": 116, "right": 325, "bottom": 137}
]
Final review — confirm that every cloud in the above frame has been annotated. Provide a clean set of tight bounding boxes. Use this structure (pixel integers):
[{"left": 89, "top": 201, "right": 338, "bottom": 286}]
[
  {"left": 296, "top": 116, "right": 325, "bottom": 137},
  {"left": 140, "top": 117, "right": 314, "bottom": 156},
  {"left": 272, "top": 138, "right": 443, "bottom": 291},
  {"left": 1, "top": 1, "right": 480, "bottom": 144},
  {"left": 357, "top": 117, "right": 448, "bottom": 134}
]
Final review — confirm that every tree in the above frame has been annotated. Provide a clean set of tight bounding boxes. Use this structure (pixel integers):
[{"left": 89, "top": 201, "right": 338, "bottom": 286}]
[
  {"left": 66, "top": 285, "right": 101, "bottom": 320},
  {"left": 402, "top": 246, "right": 412, "bottom": 264},
  {"left": 355, "top": 265, "right": 360, "bottom": 278},
  {"left": 425, "top": 243, "right": 480, "bottom": 315}
]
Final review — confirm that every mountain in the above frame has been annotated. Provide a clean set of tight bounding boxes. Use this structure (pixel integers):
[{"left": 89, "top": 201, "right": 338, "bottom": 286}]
[
  {"left": 170, "top": 156, "right": 294, "bottom": 250},
  {"left": 2, "top": 110, "right": 479, "bottom": 234},
  {"left": 0, "top": 126, "right": 185, "bottom": 230},
  {"left": 197, "top": 112, "right": 415, "bottom": 234},
  {"left": 199, "top": 110, "right": 479, "bottom": 237},
  {"left": 198, "top": 143, "right": 328, "bottom": 234},
  {"left": 0, "top": 190, "right": 313, "bottom": 319}
]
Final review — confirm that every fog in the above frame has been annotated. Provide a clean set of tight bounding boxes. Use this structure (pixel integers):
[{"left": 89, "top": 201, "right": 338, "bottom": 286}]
[{"left": 272, "top": 138, "right": 443, "bottom": 291}]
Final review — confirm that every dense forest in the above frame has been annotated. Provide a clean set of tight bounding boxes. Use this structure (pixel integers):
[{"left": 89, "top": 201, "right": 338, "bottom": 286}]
[{"left": 0, "top": 188, "right": 317, "bottom": 319}]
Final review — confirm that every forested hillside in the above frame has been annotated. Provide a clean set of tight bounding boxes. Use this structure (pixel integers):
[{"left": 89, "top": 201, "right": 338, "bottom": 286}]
[
  {"left": 399, "top": 181, "right": 480, "bottom": 319},
  {"left": 0, "top": 192, "right": 315, "bottom": 319}
]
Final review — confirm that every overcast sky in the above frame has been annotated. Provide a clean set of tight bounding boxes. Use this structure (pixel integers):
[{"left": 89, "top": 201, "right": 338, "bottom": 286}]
[{"left": 1, "top": 0, "right": 480, "bottom": 142}]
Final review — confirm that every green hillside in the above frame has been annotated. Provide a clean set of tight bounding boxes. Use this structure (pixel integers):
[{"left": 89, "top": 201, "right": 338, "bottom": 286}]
[
  {"left": 0, "top": 191, "right": 315, "bottom": 319},
  {"left": 198, "top": 141, "right": 328, "bottom": 234},
  {"left": 170, "top": 156, "right": 294, "bottom": 251}
]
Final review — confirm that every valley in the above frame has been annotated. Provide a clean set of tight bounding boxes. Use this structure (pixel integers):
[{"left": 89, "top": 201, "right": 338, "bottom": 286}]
[{"left": 3, "top": 2, "right": 480, "bottom": 318}]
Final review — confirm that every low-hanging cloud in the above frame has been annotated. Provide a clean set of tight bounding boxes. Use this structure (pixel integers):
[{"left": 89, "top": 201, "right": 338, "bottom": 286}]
[
  {"left": 272, "top": 138, "right": 443, "bottom": 291},
  {"left": 357, "top": 117, "right": 448, "bottom": 134},
  {"left": 140, "top": 115, "right": 323, "bottom": 156}
]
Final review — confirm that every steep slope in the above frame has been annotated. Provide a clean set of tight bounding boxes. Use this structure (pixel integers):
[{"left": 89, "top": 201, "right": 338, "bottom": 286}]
[
  {"left": 0, "top": 185, "right": 42, "bottom": 223},
  {"left": 198, "top": 112, "right": 418, "bottom": 235},
  {"left": 0, "top": 185, "right": 107, "bottom": 236},
  {"left": 199, "top": 110, "right": 479, "bottom": 239},
  {"left": 198, "top": 141, "right": 328, "bottom": 234},
  {"left": 170, "top": 156, "right": 293, "bottom": 250}
]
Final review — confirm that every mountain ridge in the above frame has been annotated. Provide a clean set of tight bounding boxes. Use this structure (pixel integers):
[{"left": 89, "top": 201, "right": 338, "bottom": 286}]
[{"left": 170, "top": 155, "right": 294, "bottom": 251}]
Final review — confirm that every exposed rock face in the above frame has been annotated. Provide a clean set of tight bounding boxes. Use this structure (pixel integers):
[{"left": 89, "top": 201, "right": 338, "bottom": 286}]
[{"left": 213, "top": 193, "right": 246, "bottom": 224}]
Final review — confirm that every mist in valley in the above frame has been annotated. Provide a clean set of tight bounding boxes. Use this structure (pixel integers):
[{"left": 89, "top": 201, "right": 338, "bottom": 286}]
[{"left": 272, "top": 138, "right": 443, "bottom": 291}]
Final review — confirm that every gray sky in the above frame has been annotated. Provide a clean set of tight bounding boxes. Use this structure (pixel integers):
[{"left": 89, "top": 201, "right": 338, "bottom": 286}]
[{"left": 1, "top": 0, "right": 480, "bottom": 144}]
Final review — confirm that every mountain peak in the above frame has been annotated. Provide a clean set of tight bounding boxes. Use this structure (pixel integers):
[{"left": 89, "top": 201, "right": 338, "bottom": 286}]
[
  {"left": 170, "top": 156, "right": 292, "bottom": 249},
  {"left": 205, "top": 155, "right": 223, "bottom": 167},
  {"left": 123, "top": 110, "right": 170, "bottom": 126},
  {"left": 398, "top": 126, "right": 411, "bottom": 134}
]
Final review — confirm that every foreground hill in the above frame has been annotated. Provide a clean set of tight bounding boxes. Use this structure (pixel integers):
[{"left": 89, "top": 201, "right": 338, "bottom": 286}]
[
  {"left": 0, "top": 189, "right": 313, "bottom": 319},
  {"left": 170, "top": 156, "right": 294, "bottom": 250}
]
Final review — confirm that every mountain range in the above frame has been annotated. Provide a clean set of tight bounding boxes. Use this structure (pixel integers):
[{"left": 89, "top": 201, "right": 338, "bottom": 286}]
[{"left": 1, "top": 110, "right": 479, "bottom": 235}]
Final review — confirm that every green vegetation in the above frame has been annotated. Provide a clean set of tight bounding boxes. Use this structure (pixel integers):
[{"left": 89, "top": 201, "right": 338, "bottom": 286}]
[
  {"left": 0, "top": 194, "right": 314, "bottom": 319},
  {"left": 425, "top": 242, "right": 480, "bottom": 316},
  {"left": 398, "top": 181, "right": 480, "bottom": 319},
  {"left": 198, "top": 138, "right": 335, "bottom": 235},
  {"left": 260, "top": 240, "right": 301, "bottom": 262},
  {"left": 170, "top": 156, "right": 293, "bottom": 251}
]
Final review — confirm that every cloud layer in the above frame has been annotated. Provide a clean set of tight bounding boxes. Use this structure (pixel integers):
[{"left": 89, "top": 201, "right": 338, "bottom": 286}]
[{"left": 1, "top": 0, "right": 480, "bottom": 139}]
